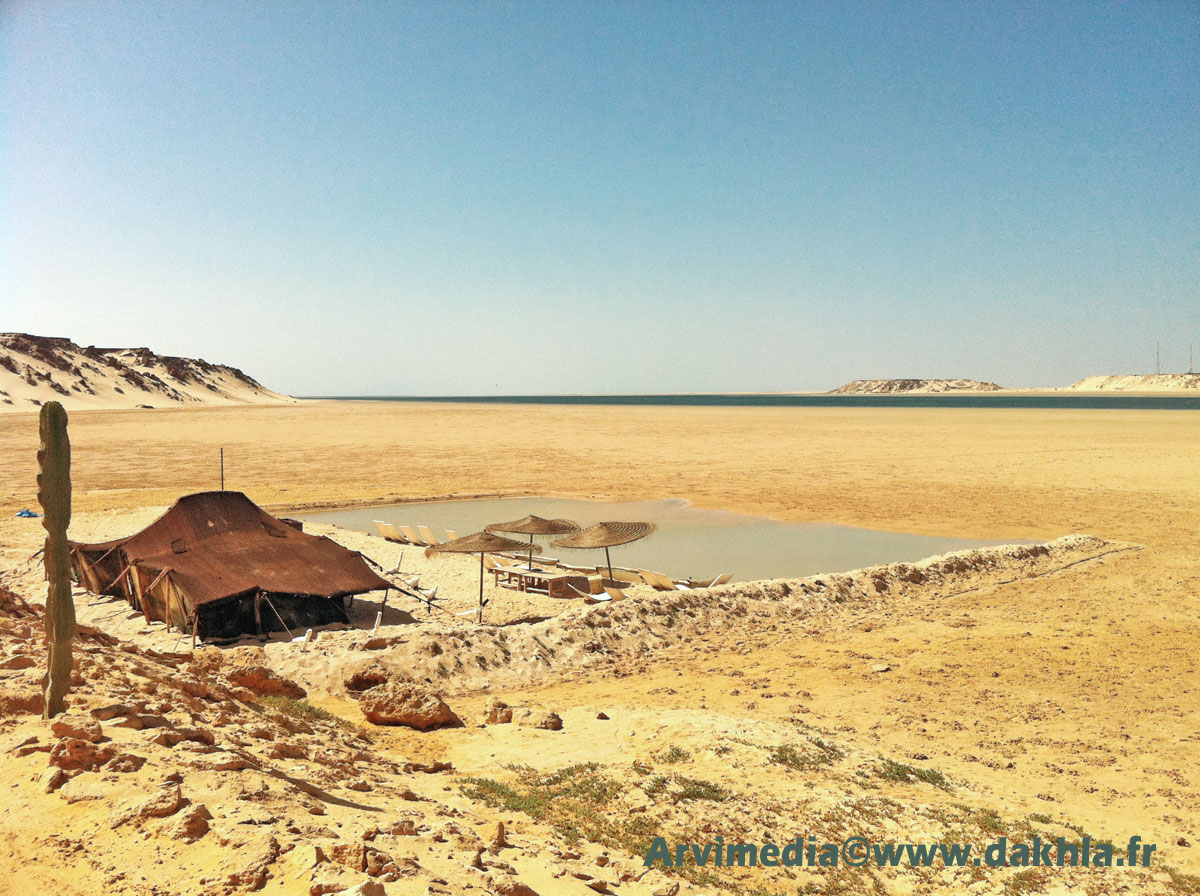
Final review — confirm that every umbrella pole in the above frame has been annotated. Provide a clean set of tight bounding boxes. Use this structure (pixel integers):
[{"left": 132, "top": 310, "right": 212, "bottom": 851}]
[
  {"left": 605, "top": 546, "right": 613, "bottom": 581},
  {"left": 477, "top": 553, "right": 485, "bottom": 624},
  {"left": 529, "top": 533, "right": 534, "bottom": 569}
]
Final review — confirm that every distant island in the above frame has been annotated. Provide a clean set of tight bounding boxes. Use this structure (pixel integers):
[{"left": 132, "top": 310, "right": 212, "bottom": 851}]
[
  {"left": 0, "top": 333, "right": 294, "bottom": 412},
  {"left": 832, "top": 379, "right": 1003, "bottom": 394}
]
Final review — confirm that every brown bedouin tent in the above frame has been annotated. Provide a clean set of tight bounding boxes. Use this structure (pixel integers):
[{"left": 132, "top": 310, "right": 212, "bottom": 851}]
[{"left": 70, "top": 491, "right": 392, "bottom": 642}]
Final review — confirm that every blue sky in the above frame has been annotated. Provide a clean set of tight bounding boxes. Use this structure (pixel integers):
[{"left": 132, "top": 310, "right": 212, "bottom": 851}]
[{"left": 2, "top": 2, "right": 1197, "bottom": 394}]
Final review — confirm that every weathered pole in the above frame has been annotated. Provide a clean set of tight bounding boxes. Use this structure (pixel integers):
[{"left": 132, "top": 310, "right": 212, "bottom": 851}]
[{"left": 38, "top": 401, "right": 74, "bottom": 719}]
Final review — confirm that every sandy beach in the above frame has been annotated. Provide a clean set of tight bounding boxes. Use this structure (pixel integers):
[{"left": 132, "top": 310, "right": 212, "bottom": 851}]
[{"left": 2, "top": 399, "right": 1198, "bottom": 894}]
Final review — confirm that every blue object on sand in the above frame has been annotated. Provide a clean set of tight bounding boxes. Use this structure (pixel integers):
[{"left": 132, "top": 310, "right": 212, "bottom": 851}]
[{"left": 15, "top": 509, "right": 39, "bottom": 518}]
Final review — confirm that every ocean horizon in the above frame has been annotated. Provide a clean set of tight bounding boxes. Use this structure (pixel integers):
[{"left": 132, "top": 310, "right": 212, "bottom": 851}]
[{"left": 301, "top": 393, "right": 1200, "bottom": 410}]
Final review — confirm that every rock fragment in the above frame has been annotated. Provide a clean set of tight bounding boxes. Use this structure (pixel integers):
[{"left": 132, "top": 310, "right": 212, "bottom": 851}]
[{"left": 359, "top": 682, "right": 461, "bottom": 730}]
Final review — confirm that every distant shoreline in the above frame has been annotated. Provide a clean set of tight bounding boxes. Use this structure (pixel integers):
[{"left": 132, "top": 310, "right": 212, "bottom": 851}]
[{"left": 297, "top": 393, "right": 1200, "bottom": 410}]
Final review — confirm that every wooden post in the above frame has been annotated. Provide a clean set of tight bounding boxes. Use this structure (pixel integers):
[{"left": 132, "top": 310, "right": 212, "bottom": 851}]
[
  {"left": 37, "top": 401, "right": 74, "bottom": 719},
  {"left": 477, "top": 553, "right": 485, "bottom": 624},
  {"left": 253, "top": 592, "right": 263, "bottom": 635}
]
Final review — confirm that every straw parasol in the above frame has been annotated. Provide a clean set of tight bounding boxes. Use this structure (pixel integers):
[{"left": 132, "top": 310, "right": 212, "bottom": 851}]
[
  {"left": 428, "top": 531, "right": 530, "bottom": 623},
  {"left": 485, "top": 515, "right": 580, "bottom": 568},
  {"left": 551, "top": 521, "right": 656, "bottom": 580}
]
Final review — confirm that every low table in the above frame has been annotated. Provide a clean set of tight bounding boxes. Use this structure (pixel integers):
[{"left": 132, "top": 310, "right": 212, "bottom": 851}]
[{"left": 500, "top": 567, "right": 571, "bottom": 598}]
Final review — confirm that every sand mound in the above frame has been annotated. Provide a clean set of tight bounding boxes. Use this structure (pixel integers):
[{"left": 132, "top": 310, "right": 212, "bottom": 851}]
[{"left": 0, "top": 333, "right": 295, "bottom": 412}]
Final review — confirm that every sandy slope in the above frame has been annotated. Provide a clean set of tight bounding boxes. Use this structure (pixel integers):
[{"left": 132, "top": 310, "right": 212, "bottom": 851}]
[
  {"left": 0, "top": 333, "right": 295, "bottom": 412},
  {"left": 1068, "top": 374, "right": 1200, "bottom": 391},
  {"left": 2, "top": 400, "right": 1198, "bottom": 894}
]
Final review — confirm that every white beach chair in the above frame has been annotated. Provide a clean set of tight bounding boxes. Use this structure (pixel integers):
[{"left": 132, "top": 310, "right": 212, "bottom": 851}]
[
  {"left": 418, "top": 526, "right": 440, "bottom": 546},
  {"left": 559, "top": 563, "right": 598, "bottom": 575},
  {"left": 444, "top": 529, "right": 459, "bottom": 542},
  {"left": 609, "top": 568, "right": 646, "bottom": 585},
  {"left": 399, "top": 525, "right": 426, "bottom": 546},
  {"left": 374, "top": 521, "right": 404, "bottom": 543},
  {"left": 639, "top": 569, "right": 691, "bottom": 591}
]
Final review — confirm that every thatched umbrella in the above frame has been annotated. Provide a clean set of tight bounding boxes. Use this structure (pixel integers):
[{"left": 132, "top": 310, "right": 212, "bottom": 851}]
[
  {"left": 551, "top": 521, "right": 656, "bottom": 580},
  {"left": 485, "top": 515, "right": 580, "bottom": 569},
  {"left": 428, "top": 531, "right": 530, "bottom": 623}
]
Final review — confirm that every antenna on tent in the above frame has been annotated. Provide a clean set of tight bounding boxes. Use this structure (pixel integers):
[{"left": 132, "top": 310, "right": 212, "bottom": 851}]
[{"left": 220, "top": 448, "right": 225, "bottom": 491}]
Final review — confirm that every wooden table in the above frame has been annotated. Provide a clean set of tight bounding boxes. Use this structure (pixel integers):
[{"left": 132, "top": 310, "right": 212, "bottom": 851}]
[{"left": 496, "top": 566, "right": 571, "bottom": 598}]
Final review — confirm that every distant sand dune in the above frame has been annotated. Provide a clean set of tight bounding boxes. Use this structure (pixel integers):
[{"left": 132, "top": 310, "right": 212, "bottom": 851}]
[
  {"left": 1068, "top": 373, "right": 1200, "bottom": 391},
  {"left": 0, "top": 332, "right": 295, "bottom": 412}
]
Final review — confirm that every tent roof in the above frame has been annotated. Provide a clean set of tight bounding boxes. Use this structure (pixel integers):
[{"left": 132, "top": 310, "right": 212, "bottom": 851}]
[{"left": 71, "top": 491, "right": 389, "bottom": 608}]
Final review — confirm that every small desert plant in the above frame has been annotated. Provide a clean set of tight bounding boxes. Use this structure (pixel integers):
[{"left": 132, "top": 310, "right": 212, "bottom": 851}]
[
  {"left": 878, "top": 758, "right": 951, "bottom": 790},
  {"left": 1002, "top": 868, "right": 1048, "bottom": 894},
  {"left": 769, "top": 740, "right": 844, "bottom": 771},
  {"left": 1163, "top": 865, "right": 1200, "bottom": 895},
  {"left": 673, "top": 775, "right": 730, "bottom": 802},
  {"left": 260, "top": 696, "right": 355, "bottom": 730},
  {"left": 658, "top": 745, "right": 691, "bottom": 763}
]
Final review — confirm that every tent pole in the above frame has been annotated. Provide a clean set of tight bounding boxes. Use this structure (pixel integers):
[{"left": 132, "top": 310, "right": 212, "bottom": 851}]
[
  {"left": 262, "top": 594, "right": 294, "bottom": 640},
  {"left": 477, "top": 553, "right": 485, "bottom": 624},
  {"left": 254, "top": 592, "right": 263, "bottom": 635}
]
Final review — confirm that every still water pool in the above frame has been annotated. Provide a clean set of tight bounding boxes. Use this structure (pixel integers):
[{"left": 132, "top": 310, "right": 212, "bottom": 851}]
[{"left": 297, "top": 497, "right": 1025, "bottom": 583}]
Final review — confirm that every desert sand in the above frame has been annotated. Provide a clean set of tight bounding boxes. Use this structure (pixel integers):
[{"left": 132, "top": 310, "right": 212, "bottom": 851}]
[{"left": 1, "top": 399, "right": 1198, "bottom": 896}]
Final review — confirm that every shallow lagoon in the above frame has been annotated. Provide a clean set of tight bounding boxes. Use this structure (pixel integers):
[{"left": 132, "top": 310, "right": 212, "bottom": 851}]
[{"left": 298, "top": 497, "right": 1025, "bottom": 583}]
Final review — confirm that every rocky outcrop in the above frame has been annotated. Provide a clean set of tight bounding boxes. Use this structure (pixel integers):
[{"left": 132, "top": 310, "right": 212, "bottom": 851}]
[
  {"left": 833, "top": 378, "right": 1003, "bottom": 394},
  {"left": 0, "top": 332, "right": 294, "bottom": 412},
  {"left": 359, "top": 681, "right": 461, "bottom": 730}
]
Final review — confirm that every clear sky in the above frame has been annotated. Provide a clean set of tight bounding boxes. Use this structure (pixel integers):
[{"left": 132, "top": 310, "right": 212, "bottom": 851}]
[{"left": 2, "top": 2, "right": 1197, "bottom": 394}]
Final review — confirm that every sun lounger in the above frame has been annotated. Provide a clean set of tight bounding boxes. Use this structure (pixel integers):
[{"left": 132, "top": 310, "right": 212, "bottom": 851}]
[
  {"left": 559, "top": 563, "right": 598, "bottom": 574},
  {"left": 399, "top": 526, "right": 426, "bottom": 546},
  {"left": 639, "top": 569, "right": 692, "bottom": 591},
  {"left": 609, "top": 568, "right": 646, "bottom": 585},
  {"left": 418, "top": 526, "right": 440, "bottom": 546},
  {"left": 602, "top": 586, "right": 627, "bottom": 601},
  {"left": 444, "top": 530, "right": 459, "bottom": 542},
  {"left": 566, "top": 583, "right": 596, "bottom": 600},
  {"left": 374, "top": 521, "right": 404, "bottom": 543}
]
